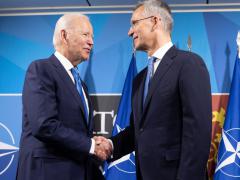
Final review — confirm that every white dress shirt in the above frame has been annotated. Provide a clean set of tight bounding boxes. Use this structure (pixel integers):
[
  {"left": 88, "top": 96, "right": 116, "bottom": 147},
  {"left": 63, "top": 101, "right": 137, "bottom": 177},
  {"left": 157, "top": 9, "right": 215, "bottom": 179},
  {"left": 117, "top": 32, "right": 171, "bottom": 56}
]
[
  {"left": 150, "top": 41, "right": 173, "bottom": 74},
  {"left": 54, "top": 51, "right": 95, "bottom": 154}
]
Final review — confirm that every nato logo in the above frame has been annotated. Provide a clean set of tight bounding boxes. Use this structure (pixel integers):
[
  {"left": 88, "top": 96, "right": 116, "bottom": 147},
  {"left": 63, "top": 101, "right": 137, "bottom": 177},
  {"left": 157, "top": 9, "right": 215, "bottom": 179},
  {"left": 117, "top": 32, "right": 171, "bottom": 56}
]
[
  {"left": 107, "top": 152, "right": 136, "bottom": 174},
  {"left": 107, "top": 124, "right": 136, "bottom": 174},
  {"left": 0, "top": 122, "right": 19, "bottom": 175},
  {"left": 215, "top": 128, "right": 240, "bottom": 177}
]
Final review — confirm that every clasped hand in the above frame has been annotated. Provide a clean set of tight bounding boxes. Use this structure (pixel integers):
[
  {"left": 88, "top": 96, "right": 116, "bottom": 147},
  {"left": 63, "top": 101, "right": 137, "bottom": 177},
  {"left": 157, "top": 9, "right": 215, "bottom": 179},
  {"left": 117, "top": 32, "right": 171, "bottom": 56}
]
[{"left": 93, "top": 136, "right": 113, "bottom": 161}]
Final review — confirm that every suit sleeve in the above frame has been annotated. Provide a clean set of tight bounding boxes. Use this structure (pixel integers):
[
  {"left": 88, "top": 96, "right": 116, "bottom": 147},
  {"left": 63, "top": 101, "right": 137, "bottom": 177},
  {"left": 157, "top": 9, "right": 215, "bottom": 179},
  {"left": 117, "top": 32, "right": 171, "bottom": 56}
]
[
  {"left": 110, "top": 112, "right": 135, "bottom": 160},
  {"left": 23, "top": 61, "right": 91, "bottom": 155},
  {"left": 177, "top": 55, "right": 212, "bottom": 179}
]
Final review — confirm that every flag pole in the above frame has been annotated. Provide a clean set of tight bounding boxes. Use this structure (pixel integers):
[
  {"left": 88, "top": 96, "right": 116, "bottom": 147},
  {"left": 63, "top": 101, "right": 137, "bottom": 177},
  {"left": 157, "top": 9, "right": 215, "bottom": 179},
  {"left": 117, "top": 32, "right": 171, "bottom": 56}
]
[
  {"left": 236, "top": 31, "right": 240, "bottom": 58},
  {"left": 187, "top": 34, "right": 192, "bottom": 52},
  {"left": 132, "top": 40, "right": 136, "bottom": 58}
]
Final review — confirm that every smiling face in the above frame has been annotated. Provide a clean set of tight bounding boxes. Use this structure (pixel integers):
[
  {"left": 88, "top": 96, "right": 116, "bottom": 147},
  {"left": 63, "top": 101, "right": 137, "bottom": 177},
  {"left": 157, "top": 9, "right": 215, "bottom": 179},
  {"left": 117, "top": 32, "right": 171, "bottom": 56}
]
[
  {"left": 66, "top": 17, "right": 94, "bottom": 64},
  {"left": 128, "top": 5, "right": 155, "bottom": 53}
]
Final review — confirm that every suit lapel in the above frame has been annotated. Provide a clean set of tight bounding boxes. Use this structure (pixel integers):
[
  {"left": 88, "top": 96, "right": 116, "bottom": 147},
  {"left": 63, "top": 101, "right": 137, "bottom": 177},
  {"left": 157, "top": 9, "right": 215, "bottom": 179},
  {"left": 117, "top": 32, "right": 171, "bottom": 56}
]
[
  {"left": 140, "top": 46, "right": 178, "bottom": 126},
  {"left": 82, "top": 82, "right": 93, "bottom": 129},
  {"left": 50, "top": 55, "right": 89, "bottom": 128},
  {"left": 133, "top": 68, "right": 147, "bottom": 124}
]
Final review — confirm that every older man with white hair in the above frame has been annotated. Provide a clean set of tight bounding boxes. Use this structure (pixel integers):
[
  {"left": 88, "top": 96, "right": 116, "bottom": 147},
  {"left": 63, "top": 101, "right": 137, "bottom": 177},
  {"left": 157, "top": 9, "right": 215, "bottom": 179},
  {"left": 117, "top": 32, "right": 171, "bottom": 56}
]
[{"left": 16, "top": 13, "right": 109, "bottom": 180}]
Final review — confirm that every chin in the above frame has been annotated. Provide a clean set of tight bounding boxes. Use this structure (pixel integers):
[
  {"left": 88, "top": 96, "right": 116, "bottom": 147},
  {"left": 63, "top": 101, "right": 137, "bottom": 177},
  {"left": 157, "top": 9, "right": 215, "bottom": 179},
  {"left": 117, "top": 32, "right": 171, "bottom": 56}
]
[
  {"left": 81, "top": 54, "right": 90, "bottom": 61},
  {"left": 136, "top": 43, "right": 148, "bottom": 52},
  {"left": 80, "top": 58, "right": 87, "bottom": 62},
  {"left": 85, "top": 53, "right": 91, "bottom": 59},
  {"left": 134, "top": 44, "right": 140, "bottom": 50},
  {"left": 135, "top": 45, "right": 144, "bottom": 51},
  {"left": 135, "top": 42, "right": 145, "bottom": 50},
  {"left": 85, "top": 54, "right": 90, "bottom": 59},
  {"left": 83, "top": 56, "right": 90, "bottom": 61}
]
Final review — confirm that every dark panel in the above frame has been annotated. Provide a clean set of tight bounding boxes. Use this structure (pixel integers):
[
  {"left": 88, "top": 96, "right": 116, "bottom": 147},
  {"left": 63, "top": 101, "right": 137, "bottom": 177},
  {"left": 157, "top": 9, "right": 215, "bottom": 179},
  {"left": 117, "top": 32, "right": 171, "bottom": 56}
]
[{"left": 90, "top": 95, "right": 121, "bottom": 138}]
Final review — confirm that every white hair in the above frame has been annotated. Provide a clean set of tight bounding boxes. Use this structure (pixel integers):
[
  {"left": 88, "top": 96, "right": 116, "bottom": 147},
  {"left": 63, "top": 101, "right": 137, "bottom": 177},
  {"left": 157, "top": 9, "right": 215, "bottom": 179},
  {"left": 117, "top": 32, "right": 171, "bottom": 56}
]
[
  {"left": 52, "top": 13, "right": 89, "bottom": 49},
  {"left": 135, "top": 0, "right": 173, "bottom": 33}
]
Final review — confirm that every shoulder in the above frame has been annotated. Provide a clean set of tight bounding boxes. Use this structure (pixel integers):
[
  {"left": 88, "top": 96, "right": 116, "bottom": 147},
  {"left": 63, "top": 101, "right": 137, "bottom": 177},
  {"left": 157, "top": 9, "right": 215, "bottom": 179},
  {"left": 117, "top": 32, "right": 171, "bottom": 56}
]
[
  {"left": 28, "top": 56, "right": 52, "bottom": 70},
  {"left": 25, "top": 56, "right": 56, "bottom": 82},
  {"left": 23, "top": 56, "right": 58, "bottom": 91},
  {"left": 175, "top": 50, "right": 210, "bottom": 82},
  {"left": 176, "top": 49, "right": 206, "bottom": 67},
  {"left": 27, "top": 55, "right": 55, "bottom": 74}
]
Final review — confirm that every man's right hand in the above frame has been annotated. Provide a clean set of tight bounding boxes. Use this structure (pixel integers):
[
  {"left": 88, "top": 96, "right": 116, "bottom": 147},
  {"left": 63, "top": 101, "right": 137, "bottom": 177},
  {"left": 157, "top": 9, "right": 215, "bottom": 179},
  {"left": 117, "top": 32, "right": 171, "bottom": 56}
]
[{"left": 93, "top": 136, "right": 113, "bottom": 161}]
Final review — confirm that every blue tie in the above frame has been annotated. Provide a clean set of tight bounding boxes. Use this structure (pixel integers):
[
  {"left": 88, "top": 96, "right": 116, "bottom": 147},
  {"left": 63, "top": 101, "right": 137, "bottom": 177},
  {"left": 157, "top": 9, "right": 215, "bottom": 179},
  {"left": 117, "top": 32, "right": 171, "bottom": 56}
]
[
  {"left": 71, "top": 67, "right": 89, "bottom": 123},
  {"left": 143, "top": 56, "right": 156, "bottom": 105}
]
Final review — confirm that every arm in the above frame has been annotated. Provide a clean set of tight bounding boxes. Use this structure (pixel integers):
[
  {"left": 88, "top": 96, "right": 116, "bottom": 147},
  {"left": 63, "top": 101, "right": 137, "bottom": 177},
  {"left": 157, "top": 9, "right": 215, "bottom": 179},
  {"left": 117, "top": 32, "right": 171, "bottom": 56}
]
[
  {"left": 177, "top": 55, "right": 212, "bottom": 179},
  {"left": 23, "top": 61, "right": 91, "bottom": 155},
  {"left": 110, "top": 112, "right": 135, "bottom": 160}
]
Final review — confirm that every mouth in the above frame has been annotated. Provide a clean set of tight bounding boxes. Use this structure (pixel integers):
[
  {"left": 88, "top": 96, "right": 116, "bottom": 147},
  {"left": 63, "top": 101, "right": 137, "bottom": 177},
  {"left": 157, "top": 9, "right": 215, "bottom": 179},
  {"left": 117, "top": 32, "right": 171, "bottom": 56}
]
[
  {"left": 133, "top": 36, "right": 139, "bottom": 46},
  {"left": 84, "top": 48, "right": 91, "bottom": 53},
  {"left": 133, "top": 35, "right": 138, "bottom": 40}
]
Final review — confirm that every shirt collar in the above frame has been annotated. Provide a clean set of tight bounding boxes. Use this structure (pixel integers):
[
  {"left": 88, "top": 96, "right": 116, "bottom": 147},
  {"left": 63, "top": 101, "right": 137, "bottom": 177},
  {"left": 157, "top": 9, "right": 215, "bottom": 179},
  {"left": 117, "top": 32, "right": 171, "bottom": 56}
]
[
  {"left": 54, "top": 51, "right": 74, "bottom": 71},
  {"left": 150, "top": 41, "right": 173, "bottom": 60}
]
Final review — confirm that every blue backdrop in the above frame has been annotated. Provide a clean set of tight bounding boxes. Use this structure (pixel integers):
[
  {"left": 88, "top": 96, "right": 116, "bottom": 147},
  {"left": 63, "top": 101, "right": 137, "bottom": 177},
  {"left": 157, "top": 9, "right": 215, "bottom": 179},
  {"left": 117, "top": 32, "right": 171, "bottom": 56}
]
[{"left": 0, "top": 11, "right": 239, "bottom": 179}]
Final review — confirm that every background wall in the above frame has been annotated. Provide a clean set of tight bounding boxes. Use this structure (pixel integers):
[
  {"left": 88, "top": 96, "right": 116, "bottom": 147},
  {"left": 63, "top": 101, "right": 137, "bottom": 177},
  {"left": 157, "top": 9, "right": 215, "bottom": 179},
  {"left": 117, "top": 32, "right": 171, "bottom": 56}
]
[{"left": 0, "top": 1, "right": 240, "bottom": 179}]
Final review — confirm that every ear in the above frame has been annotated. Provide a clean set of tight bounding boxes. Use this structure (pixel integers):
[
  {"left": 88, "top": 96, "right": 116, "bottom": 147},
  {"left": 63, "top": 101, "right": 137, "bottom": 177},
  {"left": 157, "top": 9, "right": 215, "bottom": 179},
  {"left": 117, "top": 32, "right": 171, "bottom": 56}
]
[
  {"left": 60, "top": 29, "right": 68, "bottom": 45},
  {"left": 152, "top": 16, "right": 160, "bottom": 31}
]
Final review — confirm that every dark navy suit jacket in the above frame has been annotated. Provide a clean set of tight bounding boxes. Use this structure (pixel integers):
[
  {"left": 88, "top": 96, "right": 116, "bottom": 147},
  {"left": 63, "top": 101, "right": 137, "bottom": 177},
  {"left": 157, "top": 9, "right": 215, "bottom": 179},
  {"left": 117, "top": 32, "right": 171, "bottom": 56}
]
[
  {"left": 111, "top": 46, "right": 212, "bottom": 180},
  {"left": 16, "top": 55, "right": 103, "bottom": 180}
]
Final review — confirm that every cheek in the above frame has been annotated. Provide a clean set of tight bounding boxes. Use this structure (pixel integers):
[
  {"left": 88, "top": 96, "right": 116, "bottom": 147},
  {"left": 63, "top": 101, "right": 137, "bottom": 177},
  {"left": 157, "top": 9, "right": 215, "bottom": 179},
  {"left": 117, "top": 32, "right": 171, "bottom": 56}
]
[
  {"left": 136, "top": 29, "right": 144, "bottom": 38},
  {"left": 71, "top": 37, "right": 83, "bottom": 46},
  {"left": 69, "top": 40, "right": 77, "bottom": 49},
  {"left": 75, "top": 39, "right": 83, "bottom": 47},
  {"left": 139, "top": 31, "right": 149, "bottom": 42}
]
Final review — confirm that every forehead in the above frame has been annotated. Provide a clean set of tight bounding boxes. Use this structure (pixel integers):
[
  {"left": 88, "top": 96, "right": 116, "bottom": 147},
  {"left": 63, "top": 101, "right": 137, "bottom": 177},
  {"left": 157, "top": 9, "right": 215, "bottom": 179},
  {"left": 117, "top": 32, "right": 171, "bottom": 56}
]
[
  {"left": 131, "top": 6, "right": 145, "bottom": 21},
  {"left": 72, "top": 17, "right": 93, "bottom": 33}
]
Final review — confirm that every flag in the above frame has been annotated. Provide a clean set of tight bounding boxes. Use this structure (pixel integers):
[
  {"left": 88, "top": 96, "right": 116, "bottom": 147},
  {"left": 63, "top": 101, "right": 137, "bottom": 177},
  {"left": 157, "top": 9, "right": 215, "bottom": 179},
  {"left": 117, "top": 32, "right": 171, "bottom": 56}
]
[
  {"left": 214, "top": 55, "right": 240, "bottom": 179},
  {"left": 207, "top": 95, "right": 228, "bottom": 180},
  {"left": 104, "top": 53, "right": 137, "bottom": 180}
]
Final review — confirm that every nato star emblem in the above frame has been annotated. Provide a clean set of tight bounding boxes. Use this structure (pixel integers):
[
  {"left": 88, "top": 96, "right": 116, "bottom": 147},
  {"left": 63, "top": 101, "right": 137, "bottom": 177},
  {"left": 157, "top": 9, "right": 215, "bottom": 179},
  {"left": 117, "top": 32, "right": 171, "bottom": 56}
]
[
  {"left": 215, "top": 128, "right": 240, "bottom": 177},
  {"left": 107, "top": 124, "right": 136, "bottom": 174},
  {"left": 0, "top": 122, "right": 19, "bottom": 175}
]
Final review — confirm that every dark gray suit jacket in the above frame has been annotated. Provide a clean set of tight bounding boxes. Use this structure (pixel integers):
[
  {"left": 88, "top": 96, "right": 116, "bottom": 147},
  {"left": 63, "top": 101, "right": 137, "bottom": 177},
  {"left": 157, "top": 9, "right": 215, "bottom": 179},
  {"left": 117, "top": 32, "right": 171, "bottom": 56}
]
[
  {"left": 16, "top": 55, "right": 104, "bottom": 180},
  {"left": 111, "top": 46, "right": 212, "bottom": 180}
]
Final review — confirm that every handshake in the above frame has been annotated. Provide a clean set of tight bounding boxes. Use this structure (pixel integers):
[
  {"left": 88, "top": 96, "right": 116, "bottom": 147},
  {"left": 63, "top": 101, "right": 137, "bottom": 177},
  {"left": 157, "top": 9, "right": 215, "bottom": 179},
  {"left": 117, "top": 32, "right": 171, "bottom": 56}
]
[{"left": 93, "top": 136, "right": 113, "bottom": 161}]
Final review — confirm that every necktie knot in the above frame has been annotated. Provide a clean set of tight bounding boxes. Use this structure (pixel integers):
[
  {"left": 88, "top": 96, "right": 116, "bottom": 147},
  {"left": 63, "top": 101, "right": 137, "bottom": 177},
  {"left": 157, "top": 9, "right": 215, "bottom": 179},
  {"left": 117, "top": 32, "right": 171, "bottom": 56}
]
[
  {"left": 149, "top": 56, "right": 155, "bottom": 64},
  {"left": 147, "top": 56, "right": 156, "bottom": 79},
  {"left": 71, "top": 67, "right": 80, "bottom": 82}
]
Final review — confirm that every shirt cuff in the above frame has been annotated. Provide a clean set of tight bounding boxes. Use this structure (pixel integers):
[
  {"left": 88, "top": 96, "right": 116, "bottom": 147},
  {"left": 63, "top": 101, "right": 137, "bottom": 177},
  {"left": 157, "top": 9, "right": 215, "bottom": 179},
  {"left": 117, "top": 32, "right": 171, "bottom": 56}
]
[{"left": 89, "top": 138, "right": 95, "bottom": 154}]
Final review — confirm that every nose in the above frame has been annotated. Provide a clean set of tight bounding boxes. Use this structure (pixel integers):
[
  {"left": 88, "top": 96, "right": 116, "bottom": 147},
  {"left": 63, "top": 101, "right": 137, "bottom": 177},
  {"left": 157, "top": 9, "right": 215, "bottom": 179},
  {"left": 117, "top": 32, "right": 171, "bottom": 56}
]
[
  {"left": 88, "top": 37, "right": 94, "bottom": 47},
  {"left": 128, "top": 27, "right": 134, "bottom": 37}
]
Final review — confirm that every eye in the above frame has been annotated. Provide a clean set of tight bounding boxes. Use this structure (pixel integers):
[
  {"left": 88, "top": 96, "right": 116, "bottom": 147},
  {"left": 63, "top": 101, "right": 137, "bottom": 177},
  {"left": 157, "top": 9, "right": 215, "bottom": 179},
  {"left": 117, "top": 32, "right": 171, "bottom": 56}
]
[{"left": 131, "top": 21, "right": 137, "bottom": 27}]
